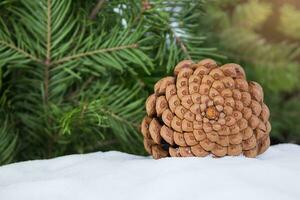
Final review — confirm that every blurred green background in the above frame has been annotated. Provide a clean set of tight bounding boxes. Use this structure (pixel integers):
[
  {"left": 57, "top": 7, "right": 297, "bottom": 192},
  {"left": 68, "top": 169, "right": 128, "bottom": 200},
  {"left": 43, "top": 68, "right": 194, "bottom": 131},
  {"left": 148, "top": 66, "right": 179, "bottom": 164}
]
[
  {"left": 0, "top": 0, "right": 299, "bottom": 165},
  {"left": 201, "top": 0, "right": 300, "bottom": 144}
]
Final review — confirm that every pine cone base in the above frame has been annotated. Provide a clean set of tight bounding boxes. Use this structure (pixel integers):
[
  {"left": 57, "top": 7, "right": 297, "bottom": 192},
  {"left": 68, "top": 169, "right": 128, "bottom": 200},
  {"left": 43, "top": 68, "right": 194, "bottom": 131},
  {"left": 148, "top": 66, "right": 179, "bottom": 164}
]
[{"left": 141, "top": 59, "right": 271, "bottom": 159}]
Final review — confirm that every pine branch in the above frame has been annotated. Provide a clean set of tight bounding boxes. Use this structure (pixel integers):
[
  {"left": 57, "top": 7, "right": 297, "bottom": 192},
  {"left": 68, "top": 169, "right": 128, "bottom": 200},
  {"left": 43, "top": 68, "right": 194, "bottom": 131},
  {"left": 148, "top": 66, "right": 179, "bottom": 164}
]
[
  {"left": 0, "top": 0, "right": 223, "bottom": 162},
  {"left": 51, "top": 43, "right": 138, "bottom": 65},
  {"left": 0, "top": 40, "right": 41, "bottom": 62}
]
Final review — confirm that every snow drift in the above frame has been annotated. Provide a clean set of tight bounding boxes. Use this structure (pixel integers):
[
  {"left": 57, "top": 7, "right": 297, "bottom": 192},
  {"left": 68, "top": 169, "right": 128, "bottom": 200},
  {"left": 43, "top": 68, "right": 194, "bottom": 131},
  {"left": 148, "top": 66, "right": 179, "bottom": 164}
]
[{"left": 0, "top": 144, "right": 300, "bottom": 200}]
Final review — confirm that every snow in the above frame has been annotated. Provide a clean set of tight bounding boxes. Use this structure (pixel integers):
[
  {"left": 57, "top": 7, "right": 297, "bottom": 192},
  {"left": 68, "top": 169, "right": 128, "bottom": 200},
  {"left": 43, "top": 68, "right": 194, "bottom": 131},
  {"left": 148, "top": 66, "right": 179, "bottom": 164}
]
[{"left": 0, "top": 144, "right": 300, "bottom": 200}]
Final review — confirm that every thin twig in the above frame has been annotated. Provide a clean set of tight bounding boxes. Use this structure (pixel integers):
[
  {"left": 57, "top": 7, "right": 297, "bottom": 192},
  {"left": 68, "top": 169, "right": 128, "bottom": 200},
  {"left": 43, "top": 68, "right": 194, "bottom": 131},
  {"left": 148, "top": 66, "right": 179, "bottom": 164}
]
[
  {"left": 0, "top": 40, "right": 41, "bottom": 62},
  {"left": 79, "top": 102, "right": 89, "bottom": 125},
  {"left": 168, "top": 4, "right": 191, "bottom": 60},
  {"left": 131, "top": 0, "right": 147, "bottom": 25},
  {"left": 89, "top": 0, "right": 106, "bottom": 20},
  {"left": 81, "top": 76, "right": 95, "bottom": 91},
  {"left": 100, "top": 108, "right": 140, "bottom": 129},
  {"left": 52, "top": 43, "right": 138, "bottom": 65},
  {"left": 172, "top": 30, "right": 191, "bottom": 60}
]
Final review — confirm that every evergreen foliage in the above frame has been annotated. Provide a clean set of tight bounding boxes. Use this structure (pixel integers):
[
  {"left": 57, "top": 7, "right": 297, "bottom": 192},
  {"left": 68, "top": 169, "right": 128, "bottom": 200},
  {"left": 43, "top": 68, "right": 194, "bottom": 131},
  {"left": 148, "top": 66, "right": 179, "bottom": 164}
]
[
  {"left": 1, "top": 0, "right": 299, "bottom": 165},
  {"left": 0, "top": 0, "right": 220, "bottom": 165}
]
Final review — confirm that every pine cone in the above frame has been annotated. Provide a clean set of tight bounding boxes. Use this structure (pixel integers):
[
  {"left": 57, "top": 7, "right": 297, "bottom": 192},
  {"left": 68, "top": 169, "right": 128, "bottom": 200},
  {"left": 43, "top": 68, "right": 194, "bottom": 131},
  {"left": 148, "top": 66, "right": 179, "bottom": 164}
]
[{"left": 141, "top": 59, "right": 271, "bottom": 159}]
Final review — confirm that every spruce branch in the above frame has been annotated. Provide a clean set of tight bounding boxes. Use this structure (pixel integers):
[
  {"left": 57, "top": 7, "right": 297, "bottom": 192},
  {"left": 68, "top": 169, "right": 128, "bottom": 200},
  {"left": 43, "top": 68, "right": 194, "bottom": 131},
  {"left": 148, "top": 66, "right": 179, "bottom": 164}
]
[{"left": 51, "top": 43, "right": 138, "bottom": 65}]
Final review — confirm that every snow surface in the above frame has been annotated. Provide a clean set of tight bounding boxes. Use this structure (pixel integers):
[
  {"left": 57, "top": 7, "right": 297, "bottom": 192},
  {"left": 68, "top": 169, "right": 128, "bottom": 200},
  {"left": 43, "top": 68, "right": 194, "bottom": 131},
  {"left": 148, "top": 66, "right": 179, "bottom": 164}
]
[{"left": 0, "top": 144, "right": 300, "bottom": 200}]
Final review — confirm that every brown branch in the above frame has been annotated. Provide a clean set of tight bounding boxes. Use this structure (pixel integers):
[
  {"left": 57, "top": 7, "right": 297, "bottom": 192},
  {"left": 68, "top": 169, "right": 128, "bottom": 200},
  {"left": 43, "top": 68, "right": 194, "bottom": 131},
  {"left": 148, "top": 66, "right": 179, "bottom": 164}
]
[
  {"left": 81, "top": 76, "right": 95, "bottom": 91},
  {"left": 52, "top": 43, "right": 138, "bottom": 65},
  {"left": 172, "top": 30, "right": 191, "bottom": 60},
  {"left": 89, "top": 0, "right": 106, "bottom": 20},
  {"left": 45, "top": 0, "right": 53, "bottom": 158}
]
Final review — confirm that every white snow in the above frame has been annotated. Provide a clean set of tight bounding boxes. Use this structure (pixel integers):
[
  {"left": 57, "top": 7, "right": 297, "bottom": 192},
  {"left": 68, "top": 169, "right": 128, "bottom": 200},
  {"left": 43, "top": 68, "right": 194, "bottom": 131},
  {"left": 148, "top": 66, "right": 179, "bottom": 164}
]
[{"left": 0, "top": 144, "right": 300, "bottom": 200}]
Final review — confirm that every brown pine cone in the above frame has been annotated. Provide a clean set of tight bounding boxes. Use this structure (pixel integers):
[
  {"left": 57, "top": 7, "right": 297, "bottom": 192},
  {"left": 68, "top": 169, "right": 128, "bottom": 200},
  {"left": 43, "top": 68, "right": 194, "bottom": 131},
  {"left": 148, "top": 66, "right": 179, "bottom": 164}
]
[{"left": 141, "top": 59, "right": 271, "bottom": 159}]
